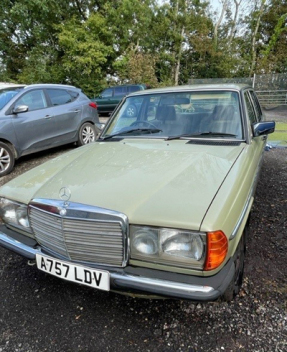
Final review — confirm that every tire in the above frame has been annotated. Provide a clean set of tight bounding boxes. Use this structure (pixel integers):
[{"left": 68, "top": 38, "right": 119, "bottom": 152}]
[
  {"left": 0, "top": 142, "right": 15, "bottom": 176},
  {"left": 125, "top": 104, "right": 137, "bottom": 117},
  {"left": 77, "top": 123, "right": 97, "bottom": 146},
  {"left": 222, "top": 230, "right": 246, "bottom": 302}
]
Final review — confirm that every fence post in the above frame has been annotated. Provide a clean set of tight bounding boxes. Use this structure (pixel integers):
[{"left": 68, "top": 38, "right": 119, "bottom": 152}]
[{"left": 253, "top": 74, "right": 256, "bottom": 88}]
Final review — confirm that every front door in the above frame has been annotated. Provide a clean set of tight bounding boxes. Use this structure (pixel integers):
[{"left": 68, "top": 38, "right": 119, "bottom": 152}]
[{"left": 11, "top": 89, "right": 57, "bottom": 155}]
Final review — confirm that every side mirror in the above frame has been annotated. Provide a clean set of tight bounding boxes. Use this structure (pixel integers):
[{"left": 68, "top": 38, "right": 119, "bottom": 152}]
[
  {"left": 13, "top": 105, "right": 29, "bottom": 114},
  {"left": 252, "top": 121, "right": 275, "bottom": 137}
]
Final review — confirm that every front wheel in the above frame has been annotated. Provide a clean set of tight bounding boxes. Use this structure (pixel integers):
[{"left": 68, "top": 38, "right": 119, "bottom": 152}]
[
  {"left": 77, "top": 123, "right": 97, "bottom": 146},
  {"left": 222, "top": 230, "right": 246, "bottom": 302},
  {"left": 0, "top": 142, "right": 15, "bottom": 176}
]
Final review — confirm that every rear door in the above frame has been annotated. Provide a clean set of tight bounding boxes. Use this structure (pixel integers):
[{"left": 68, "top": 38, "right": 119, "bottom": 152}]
[
  {"left": 11, "top": 89, "right": 57, "bottom": 154},
  {"left": 45, "top": 88, "right": 81, "bottom": 142}
]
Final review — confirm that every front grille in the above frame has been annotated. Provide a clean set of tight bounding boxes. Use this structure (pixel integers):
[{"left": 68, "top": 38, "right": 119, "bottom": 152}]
[{"left": 29, "top": 201, "right": 127, "bottom": 267}]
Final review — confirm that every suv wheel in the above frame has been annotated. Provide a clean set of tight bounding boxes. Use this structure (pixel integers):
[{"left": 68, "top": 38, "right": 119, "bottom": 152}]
[
  {"left": 77, "top": 123, "right": 97, "bottom": 146},
  {"left": 0, "top": 142, "right": 15, "bottom": 176}
]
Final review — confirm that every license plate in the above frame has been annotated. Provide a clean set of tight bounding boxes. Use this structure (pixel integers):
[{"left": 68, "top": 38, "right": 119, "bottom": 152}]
[{"left": 36, "top": 254, "right": 110, "bottom": 291}]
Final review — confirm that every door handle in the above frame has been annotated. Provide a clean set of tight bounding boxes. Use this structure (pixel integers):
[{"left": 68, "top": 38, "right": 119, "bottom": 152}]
[
  {"left": 44, "top": 115, "right": 53, "bottom": 119},
  {"left": 73, "top": 109, "right": 81, "bottom": 113}
]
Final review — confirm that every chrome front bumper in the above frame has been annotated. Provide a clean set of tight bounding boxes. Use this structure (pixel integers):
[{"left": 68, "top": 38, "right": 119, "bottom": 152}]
[{"left": 0, "top": 229, "right": 235, "bottom": 301}]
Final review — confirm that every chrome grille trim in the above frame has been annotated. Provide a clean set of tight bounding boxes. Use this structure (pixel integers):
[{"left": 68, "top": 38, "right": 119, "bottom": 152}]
[
  {"left": 30, "top": 209, "right": 68, "bottom": 258},
  {"left": 28, "top": 199, "right": 128, "bottom": 267}
]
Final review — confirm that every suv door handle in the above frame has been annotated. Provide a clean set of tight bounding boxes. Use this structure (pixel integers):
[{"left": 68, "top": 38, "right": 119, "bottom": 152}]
[{"left": 44, "top": 115, "right": 53, "bottom": 119}]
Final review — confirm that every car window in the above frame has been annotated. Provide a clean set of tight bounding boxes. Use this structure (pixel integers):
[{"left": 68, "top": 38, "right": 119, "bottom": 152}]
[
  {"left": 101, "top": 88, "right": 113, "bottom": 98},
  {"left": 46, "top": 89, "right": 73, "bottom": 106},
  {"left": 106, "top": 97, "right": 144, "bottom": 131},
  {"left": 114, "top": 87, "right": 127, "bottom": 96},
  {"left": 244, "top": 92, "right": 257, "bottom": 124},
  {"left": 249, "top": 91, "right": 262, "bottom": 121},
  {"left": 128, "top": 86, "right": 141, "bottom": 93},
  {"left": 68, "top": 90, "right": 79, "bottom": 101},
  {"left": 15, "top": 90, "right": 48, "bottom": 111},
  {"left": 0, "top": 90, "right": 20, "bottom": 109},
  {"left": 104, "top": 91, "right": 243, "bottom": 139}
]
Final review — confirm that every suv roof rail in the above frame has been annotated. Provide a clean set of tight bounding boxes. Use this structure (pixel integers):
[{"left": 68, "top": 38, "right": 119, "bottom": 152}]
[{"left": 24, "top": 84, "right": 78, "bottom": 90}]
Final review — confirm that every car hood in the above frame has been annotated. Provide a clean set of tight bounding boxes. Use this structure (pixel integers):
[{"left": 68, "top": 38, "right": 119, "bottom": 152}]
[{"left": 0, "top": 140, "right": 245, "bottom": 230}]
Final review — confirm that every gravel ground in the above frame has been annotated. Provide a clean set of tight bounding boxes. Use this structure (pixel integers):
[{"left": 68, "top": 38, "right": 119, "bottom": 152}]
[{"left": 0, "top": 145, "right": 286, "bottom": 352}]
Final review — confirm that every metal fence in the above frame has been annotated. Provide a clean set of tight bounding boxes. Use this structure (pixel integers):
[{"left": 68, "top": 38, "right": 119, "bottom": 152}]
[
  {"left": 255, "top": 90, "right": 287, "bottom": 106},
  {"left": 188, "top": 74, "right": 287, "bottom": 107}
]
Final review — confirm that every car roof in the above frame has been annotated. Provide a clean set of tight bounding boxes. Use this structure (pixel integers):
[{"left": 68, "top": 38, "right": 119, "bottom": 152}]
[{"left": 128, "top": 83, "right": 251, "bottom": 97}]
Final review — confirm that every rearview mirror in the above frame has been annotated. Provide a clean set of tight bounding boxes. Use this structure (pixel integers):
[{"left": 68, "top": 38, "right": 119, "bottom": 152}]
[{"left": 13, "top": 105, "right": 29, "bottom": 114}]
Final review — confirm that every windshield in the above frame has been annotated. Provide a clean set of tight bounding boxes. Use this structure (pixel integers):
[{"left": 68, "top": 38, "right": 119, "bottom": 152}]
[
  {"left": 0, "top": 89, "right": 22, "bottom": 109},
  {"left": 102, "top": 90, "right": 243, "bottom": 140}
]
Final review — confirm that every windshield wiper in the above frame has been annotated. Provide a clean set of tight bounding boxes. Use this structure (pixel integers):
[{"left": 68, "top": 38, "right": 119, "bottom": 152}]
[
  {"left": 102, "top": 128, "right": 162, "bottom": 140},
  {"left": 165, "top": 132, "right": 237, "bottom": 141},
  {"left": 198, "top": 132, "right": 237, "bottom": 137}
]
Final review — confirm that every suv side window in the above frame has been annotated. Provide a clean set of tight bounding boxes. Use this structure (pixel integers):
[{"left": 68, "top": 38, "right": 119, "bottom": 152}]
[
  {"left": 114, "top": 86, "right": 127, "bottom": 96},
  {"left": 68, "top": 90, "right": 79, "bottom": 101},
  {"left": 15, "top": 90, "right": 47, "bottom": 111},
  {"left": 128, "top": 85, "right": 141, "bottom": 93},
  {"left": 102, "top": 88, "right": 113, "bottom": 98},
  {"left": 46, "top": 89, "right": 73, "bottom": 106},
  {"left": 244, "top": 91, "right": 257, "bottom": 124}
]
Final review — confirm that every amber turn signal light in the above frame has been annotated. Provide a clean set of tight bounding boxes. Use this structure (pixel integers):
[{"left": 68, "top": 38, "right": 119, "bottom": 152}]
[{"left": 204, "top": 230, "right": 228, "bottom": 271}]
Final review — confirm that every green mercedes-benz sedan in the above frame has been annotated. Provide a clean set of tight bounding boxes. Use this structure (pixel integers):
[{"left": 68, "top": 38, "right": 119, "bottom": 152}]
[{"left": 0, "top": 84, "right": 275, "bottom": 301}]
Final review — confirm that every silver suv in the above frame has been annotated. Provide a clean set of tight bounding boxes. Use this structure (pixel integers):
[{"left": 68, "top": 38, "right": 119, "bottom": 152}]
[{"left": 0, "top": 84, "right": 101, "bottom": 176}]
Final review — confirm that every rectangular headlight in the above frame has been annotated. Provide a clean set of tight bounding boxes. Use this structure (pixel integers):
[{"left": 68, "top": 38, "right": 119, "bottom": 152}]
[
  {"left": 130, "top": 226, "right": 206, "bottom": 269},
  {"left": 0, "top": 198, "right": 32, "bottom": 234}
]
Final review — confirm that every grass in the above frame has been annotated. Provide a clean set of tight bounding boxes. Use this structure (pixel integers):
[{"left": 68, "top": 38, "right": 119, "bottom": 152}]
[
  {"left": 268, "top": 122, "right": 287, "bottom": 142},
  {"left": 275, "top": 122, "right": 287, "bottom": 131}
]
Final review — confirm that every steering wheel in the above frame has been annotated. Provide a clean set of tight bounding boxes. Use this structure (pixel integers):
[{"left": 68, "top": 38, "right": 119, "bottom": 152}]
[{"left": 130, "top": 120, "right": 159, "bottom": 129}]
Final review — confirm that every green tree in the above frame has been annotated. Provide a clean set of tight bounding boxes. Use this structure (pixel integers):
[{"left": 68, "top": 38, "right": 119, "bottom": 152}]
[
  {"left": 57, "top": 14, "right": 114, "bottom": 95},
  {"left": 257, "top": 0, "right": 287, "bottom": 73},
  {"left": 0, "top": 0, "right": 92, "bottom": 82}
]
